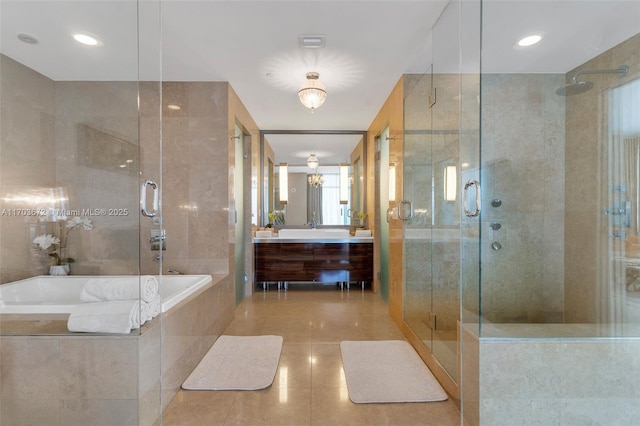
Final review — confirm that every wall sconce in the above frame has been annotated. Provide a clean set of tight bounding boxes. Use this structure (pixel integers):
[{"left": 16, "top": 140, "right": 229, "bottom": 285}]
[
  {"left": 339, "top": 163, "right": 348, "bottom": 205},
  {"left": 279, "top": 163, "right": 288, "bottom": 205},
  {"left": 444, "top": 165, "right": 457, "bottom": 202},
  {"left": 389, "top": 164, "right": 396, "bottom": 202}
]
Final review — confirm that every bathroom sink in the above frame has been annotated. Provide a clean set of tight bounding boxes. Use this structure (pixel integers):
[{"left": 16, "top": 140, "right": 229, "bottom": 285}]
[{"left": 277, "top": 228, "right": 350, "bottom": 239}]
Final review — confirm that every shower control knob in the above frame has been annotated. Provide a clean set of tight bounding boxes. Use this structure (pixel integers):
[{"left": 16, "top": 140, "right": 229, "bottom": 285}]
[
  {"left": 491, "top": 199, "right": 502, "bottom": 208},
  {"left": 491, "top": 241, "right": 502, "bottom": 251}
]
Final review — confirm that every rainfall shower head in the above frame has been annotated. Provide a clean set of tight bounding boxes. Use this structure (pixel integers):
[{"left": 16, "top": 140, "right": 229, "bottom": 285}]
[
  {"left": 556, "top": 65, "right": 629, "bottom": 96},
  {"left": 556, "top": 80, "right": 594, "bottom": 96}
]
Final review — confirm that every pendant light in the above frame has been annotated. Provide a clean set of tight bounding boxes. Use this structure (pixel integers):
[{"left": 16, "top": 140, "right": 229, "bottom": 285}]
[
  {"left": 298, "top": 72, "right": 327, "bottom": 112},
  {"left": 307, "top": 154, "right": 319, "bottom": 169}
]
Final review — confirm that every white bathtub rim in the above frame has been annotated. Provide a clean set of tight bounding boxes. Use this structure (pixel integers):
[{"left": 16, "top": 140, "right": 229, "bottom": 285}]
[{"left": 0, "top": 274, "right": 214, "bottom": 315}]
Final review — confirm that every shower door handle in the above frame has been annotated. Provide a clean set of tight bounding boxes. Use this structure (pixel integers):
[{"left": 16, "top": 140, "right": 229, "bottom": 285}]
[
  {"left": 386, "top": 207, "right": 395, "bottom": 223},
  {"left": 398, "top": 200, "right": 414, "bottom": 221},
  {"left": 464, "top": 180, "right": 481, "bottom": 218},
  {"left": 141, "top": 180, "right": 159, "bottom": 217}
]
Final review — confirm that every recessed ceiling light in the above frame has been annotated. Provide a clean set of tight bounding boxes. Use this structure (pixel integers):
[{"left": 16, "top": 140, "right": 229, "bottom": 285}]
[
  {"left": 17, "top": 33, "right": 38, "bottom": 44},
  {"left": 73, "top": 33, "right": 101, "bottom": 46},
  {"left": 516, "top": 34, "right": 543, "bottom": 47},
  {"left": 167, "top": 104, "right": 181, "bottom": 110}
]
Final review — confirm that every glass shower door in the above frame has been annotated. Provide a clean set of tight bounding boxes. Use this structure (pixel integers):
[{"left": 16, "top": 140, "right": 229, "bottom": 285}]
[
  {"left": 401, "top": 0, "right": 466, "bottom": 383},
  {"left": 377, "top": 127, "right": 391, "bottom": 303},
  {"left": 402, "top": 71, "right": 434, "bottom": 354}
]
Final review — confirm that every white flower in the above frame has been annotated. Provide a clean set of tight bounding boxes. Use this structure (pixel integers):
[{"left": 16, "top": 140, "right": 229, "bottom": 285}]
[
  {"left": 33, "top": 234, "right": 60, "bottom": 250},
  {"left": 67, "top": 216, "right": 94, "bottom": 231}
]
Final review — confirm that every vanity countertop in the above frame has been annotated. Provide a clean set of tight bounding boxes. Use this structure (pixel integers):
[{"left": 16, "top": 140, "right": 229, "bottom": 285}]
[{"left": 254, "top": 237, "right": 373, "bottom": 243}]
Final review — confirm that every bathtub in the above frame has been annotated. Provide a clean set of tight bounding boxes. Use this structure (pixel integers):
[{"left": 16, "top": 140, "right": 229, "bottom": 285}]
[
  {"left": 0, "top": 273, "right": 232, "bottom": 425},
  {"left": 0, "top": 274, "right": 213, "bottom": 315}
]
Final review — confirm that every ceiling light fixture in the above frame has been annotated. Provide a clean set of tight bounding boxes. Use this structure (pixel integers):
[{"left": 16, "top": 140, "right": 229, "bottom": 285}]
[
  {"left": 298, "top": 72, "right": 326, "bottom": 112},
  {"left": 307, "top": 154, "right": 319, "bottom": 169},
  {"left": 516, "top": 34, "right": 542, "bottom": 47},
  {"left": 308, "top": 173, "right": 324, "bottom": 187},
  {"left": 73, "top": 33, "right": 101, "bottom": 46}
]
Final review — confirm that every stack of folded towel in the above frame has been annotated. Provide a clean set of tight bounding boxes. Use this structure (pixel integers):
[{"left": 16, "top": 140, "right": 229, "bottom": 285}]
[
  {"left": 67, "top": 275, "right": 161, "bottom": 334},
  {"left": 355, "top": 229, "right": 372, "bottom": 237}
]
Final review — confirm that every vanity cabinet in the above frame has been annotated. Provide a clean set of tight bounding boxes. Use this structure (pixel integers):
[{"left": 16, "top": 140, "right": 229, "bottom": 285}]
[{"left": 254, "top": 240, "right": 373, "bottom": 286}]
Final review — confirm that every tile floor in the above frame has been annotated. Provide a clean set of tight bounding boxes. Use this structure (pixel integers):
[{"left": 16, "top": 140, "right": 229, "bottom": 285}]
[{"left": 162, "top": 285, "right": 461, "bottom": 425}]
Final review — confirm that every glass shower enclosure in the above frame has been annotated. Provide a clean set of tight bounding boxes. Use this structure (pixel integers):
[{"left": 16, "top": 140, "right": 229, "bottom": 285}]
[
  {"left": 401, "top": 0, "right": 640, "bottom": 424},
  {"left": 0, "top": 1, "right": 164, "bottom": 424}
]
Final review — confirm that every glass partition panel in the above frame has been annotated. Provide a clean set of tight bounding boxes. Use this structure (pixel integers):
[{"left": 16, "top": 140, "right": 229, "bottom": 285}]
[
  {"left": 403, "top": 71, "right": 434, "bottom": 354},
  {"left": 0, "top": 1, "right": 144, "bottom": 326},
  {"left": 0, "top": 0, "right": 161, "bottom": 423},
  {"left": 480, "top": 1, "right": 640, "bottom": 336}
]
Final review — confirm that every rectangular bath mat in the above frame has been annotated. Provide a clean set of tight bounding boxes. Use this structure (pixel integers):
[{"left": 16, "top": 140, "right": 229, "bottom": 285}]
[
  {"left": 182, "top": 335, "right": 283, "bottom": 390},
  {"left": 340, "top": 340, "right": 448, "bottom": 403}
]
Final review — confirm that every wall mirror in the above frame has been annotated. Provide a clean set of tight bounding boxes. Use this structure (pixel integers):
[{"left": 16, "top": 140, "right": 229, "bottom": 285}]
[{"left": 260, "top": 130, "right": 366, "bottom": 227}]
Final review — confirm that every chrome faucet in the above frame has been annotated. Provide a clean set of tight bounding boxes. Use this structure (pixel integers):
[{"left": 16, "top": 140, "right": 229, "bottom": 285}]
[{"left": 167, "top": 269, "right": 183, "bottom": 275}]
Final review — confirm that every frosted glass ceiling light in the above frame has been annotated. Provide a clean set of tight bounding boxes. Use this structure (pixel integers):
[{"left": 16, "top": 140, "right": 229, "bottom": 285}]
[
  {"left": 307, "top": 154, "right": 319, "bottom": 169},
  {"left": 298, "top": 72, "right": 327, "bottom": 112}
]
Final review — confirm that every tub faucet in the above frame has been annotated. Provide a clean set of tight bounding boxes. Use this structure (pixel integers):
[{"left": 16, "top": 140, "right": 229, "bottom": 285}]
[{"left": 167, "top": 269, "right": 183, "bottom": 275}]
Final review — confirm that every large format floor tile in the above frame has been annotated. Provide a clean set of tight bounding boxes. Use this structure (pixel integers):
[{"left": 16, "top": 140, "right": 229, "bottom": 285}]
[{"left": 162, "top": 285, "right": 461, "bottom": 425}]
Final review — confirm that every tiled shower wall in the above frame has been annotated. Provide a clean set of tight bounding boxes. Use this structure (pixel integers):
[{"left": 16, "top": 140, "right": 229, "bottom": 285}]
[
  {"left": 480, "top": 73, "right": 566, "bottom": 323},
  {"left": 139, "top": 81, "right": 231, "bottom": 277},
  {"left": 0, "top": 59, "right": 241, "bottom": 281},
  {"left": 0, "top": 54, "right": 141, "bottom": 281},
  {"left": 0, "top": 55, "right": 56, "bottom": 283}
]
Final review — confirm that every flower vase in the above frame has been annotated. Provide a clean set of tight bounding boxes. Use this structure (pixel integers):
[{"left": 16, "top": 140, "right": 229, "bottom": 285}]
[{"left": 49, "top": 264, "right": 69, "bottom": 276}]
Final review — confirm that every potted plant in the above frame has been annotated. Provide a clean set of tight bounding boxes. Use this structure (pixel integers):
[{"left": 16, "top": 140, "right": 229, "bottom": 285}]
[
  {"left": 266, "top": 212, "right": 277, "bottom": 228},
  {"left": 355, "top": 211, "right": 368, "bottom": 228},
  {"left": 33, "top": 216, "right": 93, "bottom": 275}
]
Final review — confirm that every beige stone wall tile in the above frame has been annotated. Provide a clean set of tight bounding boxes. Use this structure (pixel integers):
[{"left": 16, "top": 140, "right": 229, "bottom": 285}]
[
  {"left": 188, "top": 211, "right": 228, "bottom": 258},
  {"left": 59, "top": 338, "right": 138, "bottom": 399},
  {"left": 59, "top": 399, "right": 138, "bottom": 426},
  {"left": 0, "top": 338, "right": 61, "bottom": 399},
  {"left": 0, "top": 397, "right": 61, "bottom": 426}
]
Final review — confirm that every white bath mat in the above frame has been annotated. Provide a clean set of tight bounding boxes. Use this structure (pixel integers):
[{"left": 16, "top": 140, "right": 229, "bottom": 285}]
[
  {"left": 182, "top": 335, "right": 283, "bottom": 390},
  {"left": 340, "top": 340, "right": 448, "bottom": 403}
]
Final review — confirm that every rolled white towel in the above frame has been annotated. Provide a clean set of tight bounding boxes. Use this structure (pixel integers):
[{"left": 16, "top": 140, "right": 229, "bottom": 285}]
[
  {"left": 80, "top": 275, "right": 159, "bottom": 303},
  {"left": 140, "top": 294, "right": 161, "bottom": 323},
  {"left": 67, "top": 300, "right": 141, "bottom": 334},
  {"left": 148, "top": 294, "right": 161, "bottom": 319},
  {"left": 140, "top": 275, "right": 159, "bottom": 302}
]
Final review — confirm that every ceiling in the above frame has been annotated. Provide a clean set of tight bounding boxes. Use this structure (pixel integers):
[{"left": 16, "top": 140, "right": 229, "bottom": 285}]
[{"left": 1, "top": 1, "right": 639, "bottom": 166}]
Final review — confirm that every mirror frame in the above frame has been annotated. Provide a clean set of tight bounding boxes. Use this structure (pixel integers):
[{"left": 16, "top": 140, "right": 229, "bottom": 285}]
[{"left": 259, "top": 130, "right": 367, "bottom": 227}]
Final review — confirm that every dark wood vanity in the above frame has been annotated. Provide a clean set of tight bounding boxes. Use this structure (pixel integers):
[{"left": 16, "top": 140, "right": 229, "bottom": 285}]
[{"left": 254, "top": 239, "right": 373, "bottom": 289}]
